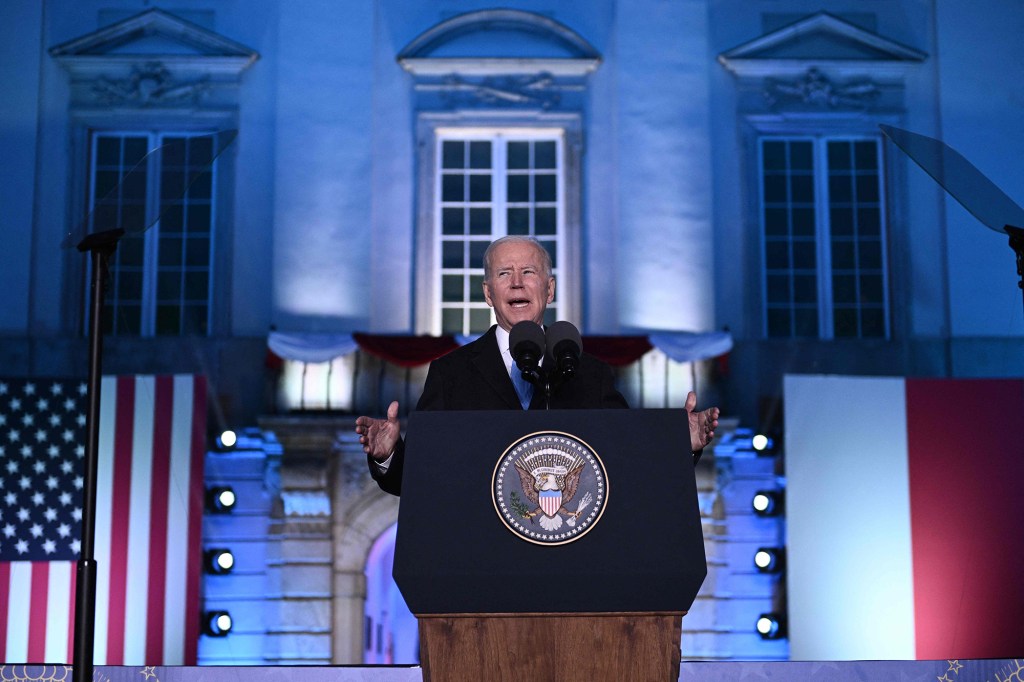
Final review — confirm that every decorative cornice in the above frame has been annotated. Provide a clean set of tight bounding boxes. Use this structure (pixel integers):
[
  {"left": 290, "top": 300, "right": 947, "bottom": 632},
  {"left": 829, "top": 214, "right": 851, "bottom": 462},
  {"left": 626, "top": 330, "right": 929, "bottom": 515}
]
[
  {"left": 50, "top": 8, "right": 258, "bottom": 81},
  {"left": 764, "top": 68, "right": 879, "bottom": 111},
  {"left": 90, "top": 61, "right": 210, "bottom": 106},
  {"left": 400, "top": 57, "right": 600, "bottom": 78},
  {"left": 398, "top": 9, "right": 600, "bottom": 61},
  {"left": 718, "top": 11, "right": 925, "bottom": 80}
]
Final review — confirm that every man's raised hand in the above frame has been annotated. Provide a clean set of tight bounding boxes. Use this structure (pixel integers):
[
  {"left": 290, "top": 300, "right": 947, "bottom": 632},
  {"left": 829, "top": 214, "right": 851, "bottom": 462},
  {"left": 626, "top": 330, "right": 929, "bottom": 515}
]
[
  {"left": 685, "top": 391, "right": 719, "bottom": 453},
  {"left": 355, "top": 400, "right": 401, "bottom": 462}
]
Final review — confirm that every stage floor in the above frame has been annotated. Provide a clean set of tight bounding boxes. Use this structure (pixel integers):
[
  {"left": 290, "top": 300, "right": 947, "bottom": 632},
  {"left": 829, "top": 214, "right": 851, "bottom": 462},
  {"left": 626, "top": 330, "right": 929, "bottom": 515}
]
[{"left": 1, "top": 660, "right": 1019, "bottom": 681}]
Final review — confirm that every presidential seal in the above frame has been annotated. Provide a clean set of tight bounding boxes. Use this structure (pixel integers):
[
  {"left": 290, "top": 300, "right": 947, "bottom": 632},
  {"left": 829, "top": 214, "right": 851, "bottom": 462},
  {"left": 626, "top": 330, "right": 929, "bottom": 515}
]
[{"left": 492, "top": 431, "right": 608, "bottom": 546}]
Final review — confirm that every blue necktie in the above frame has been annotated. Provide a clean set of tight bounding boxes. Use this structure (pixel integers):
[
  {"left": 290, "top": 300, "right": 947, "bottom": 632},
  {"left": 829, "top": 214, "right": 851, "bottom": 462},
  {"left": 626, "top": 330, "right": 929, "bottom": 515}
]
[{"left": 511, "top": 367, "right": 534, "bottom": 410}]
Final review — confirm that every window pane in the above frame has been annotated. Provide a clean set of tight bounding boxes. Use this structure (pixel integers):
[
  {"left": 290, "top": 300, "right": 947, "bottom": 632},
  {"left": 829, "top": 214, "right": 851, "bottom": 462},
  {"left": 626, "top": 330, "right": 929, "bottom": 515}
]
[
  {"left": 762, "top": 141, "right": 787, "bottom": 170},
  {"left": 854, "top": 141, "right": 877, "bottom": 168},
  {"left": 539, "top": 239, "right": 556, "bottom": 267},
  {"left": 790, "top": 142, "right": 813, "bottom": 170},
  {"left": 832, "top": 274, "right": 857, "bottom": 304},
  {"left": 469, "top": 141, "right": 491, "bottom": 169},
  {"left": 507, "top": 142, "right": 529, "bottom": 169},
  {"left": 469, "top": 275, "right": 486, "bottom": 303},
  {"left": 828, "top": 174, "right": 852, "bottom": 203},
  {"left": 508, "top": 207, "right": 529, "bottom": 235},
  {"left": 833, "top": 308, "right": 858, "bottom": 337},
  {"left": 765, "top": 241, "right": 789, "bottom": 269},
  {"left": 831, "top": 239, "right": 856, "bottom": 269},
  {"left": 763, "top": 175, "right": 787, "bottom": 202},
  {"left": 856, "top": 174, "right": 879, "bottom": 202},
  {"left": 767, "top": 308, "right": 790, "bottom": 337},
  {"left": 858, "top": 207, "right": 881, "bottom": 236},
  {"left": 535, "top": 141, "right": 556, "bottom": 169},
  {"left": 861, "top": 308, "right": 885, "bottom": 337},
  {"left": 790, "top": 174, "right": 814, "bottom": 203},
  {"left": 827, "top": 141, "right": 852, "bottom": 168},
  {"left": 123, "top": 138, "right": 148, "bottom": 165},
  {"left": 860, "top": 274, "right": 883, "bottom": 304},
  {"left": 182, "top": 304, "right": 207, "bottom": 335},
  {"left": 766, "top": 274, "right": 790, "bottom": 303},
  {"left": 185, "top": 237, "right": 210, "bottom": 266},
  {"left": 157, "top": 271, "right": 180, "bottom": 300},
  {"left": 860, "top": 240, "right": 882, "bottom": 269},
  {"left": 96, "top": 137, "right": 121, "bottom": 166},
  {"left": 831, "top": 207, "right": 854, "bottom": 235},
  {"left": 793, "top": 308, "right": 818, "bottom": 337},
  {"left": 442, "top": 309, "right": 462, "bottom": 334},
  {"left": 507, "top": 175, "right": 529, "bottom": 202},
  {"left": 161, "top": 204, "right": 184, "bottom": 232},
  {"left": 442, "top": 275, "right": 463, "bottom": 302},
  {"left": 442, "top": 208, "right": 464, "bottom": 235},
  {"left": 442, "top": 241, "right": 463, "bottom": 268},
  {"left": 469, "top": 174, "right": 491, "bottom": 202},
  {"left": 469, "top": 240, "right": 488, "bottom": 269},
  {"left": 186, "top": 204, "right": 211, "bottom": 233},
  {"left": 119, "top": 235, "right": 145, "bottom": 266},
  {"left": 117, "top": 270, "right": 143, "bottom": 300},
  {"left": 469, "top": 208, "right": 490, "bottom": 235},
  {"left": 187, "top": 171, "right": 212, "bottom": 200},
  {"left": 184, "top": 271, "right": 208, "bottom": 300},
  {"left": 764, "top": 208, "right": 788, "bottom": 236},
  {"left": 535, "top": 207, "right": 556, "bottom": 235},
  {"left": 442, "top": 174, "right": 463, "bottom": 202},
  {"left": 470, "top": 308, "right": 492, "bottom": 333},
  {"left": 442, "top": 141, "right": 464, "bottom": 169},
  {"left": 792, "top": 208, "right": 815, "bottom": 236},
  {"left": 189, "top": 136, "right": 213, "bottom": 166},
  {"left": 793, "top": 275, "right": 817, "bottom": 304},
  {"left": 534, "top": 174, "right": 556, "bottom": 202},
  {"left": 792, "top": 240, "right": 816, "bottom": 269},
  {"left": 159, "top": 237, "right": 183, "bottom": 266}
]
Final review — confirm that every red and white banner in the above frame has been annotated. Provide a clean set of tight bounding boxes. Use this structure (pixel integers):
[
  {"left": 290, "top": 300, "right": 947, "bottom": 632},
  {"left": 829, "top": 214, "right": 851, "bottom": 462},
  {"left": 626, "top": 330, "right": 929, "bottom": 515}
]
[
  {"left": 785, "top": 375, "right": 1024, "bottom": 660},
  {"left": 0, "top": 375, "right": 206, "bottom": 664}
]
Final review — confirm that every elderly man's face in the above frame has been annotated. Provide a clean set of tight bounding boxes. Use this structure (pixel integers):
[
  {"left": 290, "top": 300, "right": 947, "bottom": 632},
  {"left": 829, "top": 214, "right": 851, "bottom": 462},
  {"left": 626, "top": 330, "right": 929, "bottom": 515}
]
[{"left": 482, "top": 241, "right": 555, "bottom": 332}]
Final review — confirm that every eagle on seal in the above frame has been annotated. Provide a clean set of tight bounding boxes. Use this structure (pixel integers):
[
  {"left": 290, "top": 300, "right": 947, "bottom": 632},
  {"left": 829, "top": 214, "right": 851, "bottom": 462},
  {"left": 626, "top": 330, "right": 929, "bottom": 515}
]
[{"left": 513, "top": 461, "right": 591, "bottom": 532}]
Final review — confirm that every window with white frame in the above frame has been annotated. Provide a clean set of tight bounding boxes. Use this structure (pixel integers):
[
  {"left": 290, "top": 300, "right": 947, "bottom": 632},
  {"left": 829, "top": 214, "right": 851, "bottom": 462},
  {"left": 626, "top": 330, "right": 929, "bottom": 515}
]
[
  {"left": 760, "top": 136, "right": 889, "bottom": 339},
  {"left": 88, "top": 131, "right": 218, "bottom": 336},
  {"left": 435, "top": 131, "right": 564, "bottom": 335}
]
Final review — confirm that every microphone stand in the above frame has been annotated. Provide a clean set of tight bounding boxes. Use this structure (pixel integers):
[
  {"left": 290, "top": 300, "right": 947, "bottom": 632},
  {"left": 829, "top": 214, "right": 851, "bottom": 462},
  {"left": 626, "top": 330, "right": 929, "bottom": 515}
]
[{"left": 73, "top": 227, "right": 124, "bottom": 682}]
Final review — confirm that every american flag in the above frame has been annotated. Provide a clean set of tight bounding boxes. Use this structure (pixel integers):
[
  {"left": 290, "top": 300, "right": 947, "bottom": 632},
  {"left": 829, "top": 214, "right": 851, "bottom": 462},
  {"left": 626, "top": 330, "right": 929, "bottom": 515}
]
[{"left": 0, "top": 375, "right": 206, "bottom": 665}]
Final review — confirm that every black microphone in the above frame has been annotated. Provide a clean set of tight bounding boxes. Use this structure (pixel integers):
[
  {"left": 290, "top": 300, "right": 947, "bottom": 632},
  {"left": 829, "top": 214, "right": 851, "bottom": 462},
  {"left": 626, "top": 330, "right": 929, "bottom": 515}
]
[
  {"left": 546, "top": 320, "right": 582, "bottom": 380},
  {"left": 509, "top": 321, "right": 546, "bottom": 385}
]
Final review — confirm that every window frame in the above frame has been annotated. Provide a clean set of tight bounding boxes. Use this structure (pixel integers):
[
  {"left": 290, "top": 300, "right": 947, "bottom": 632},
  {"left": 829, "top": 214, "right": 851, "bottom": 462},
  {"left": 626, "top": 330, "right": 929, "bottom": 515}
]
[
  {"left": 80, "top": 127, "right": 226, "bottom": 337},
  {"left": 414, "top": 114, "right": 583, "bottom": 336},
  {"left": 757, "top": 133, "right": 891, "bottom": 340}
]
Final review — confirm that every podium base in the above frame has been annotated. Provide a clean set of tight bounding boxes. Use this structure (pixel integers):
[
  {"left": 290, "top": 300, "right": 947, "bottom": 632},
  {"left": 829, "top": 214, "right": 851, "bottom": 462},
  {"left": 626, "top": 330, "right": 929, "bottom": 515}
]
[{"left": 418, "top": 612, "right": 685, "bottom": 682}]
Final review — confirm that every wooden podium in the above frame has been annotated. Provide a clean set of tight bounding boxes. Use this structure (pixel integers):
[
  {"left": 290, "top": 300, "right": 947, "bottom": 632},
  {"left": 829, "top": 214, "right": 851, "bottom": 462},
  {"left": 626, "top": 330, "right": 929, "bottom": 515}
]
[{"left": 394, "top": 410, "right": 705, "bottom": 682}]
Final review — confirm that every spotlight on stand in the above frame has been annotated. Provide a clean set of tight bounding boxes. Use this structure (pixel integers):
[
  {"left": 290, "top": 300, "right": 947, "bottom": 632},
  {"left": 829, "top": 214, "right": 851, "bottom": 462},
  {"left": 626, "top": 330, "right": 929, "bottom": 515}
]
[
  {"left": 204, "top": 548, "right": 235, "bottom": 575},
  {"left": 206, "top": 486, "right": 236, "bottom": 514},
  {"left": 752, "top": 490, "right": 784, "bottom": 517},
  {"left": 756, "top": 613, "right": 786, "bottom": 640},
  {"left": 753, "top": 547, "right": 786, "bottom": 574},
  {"left": 203, "top": 610, "right": 233, "bottom": 637}
]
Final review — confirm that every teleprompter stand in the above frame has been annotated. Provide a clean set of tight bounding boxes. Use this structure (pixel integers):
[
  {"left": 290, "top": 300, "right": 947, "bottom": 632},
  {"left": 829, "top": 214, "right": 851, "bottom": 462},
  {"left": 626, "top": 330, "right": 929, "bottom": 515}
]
[{"left": 393, "top": 409, "right": 707, "bottom": 682}]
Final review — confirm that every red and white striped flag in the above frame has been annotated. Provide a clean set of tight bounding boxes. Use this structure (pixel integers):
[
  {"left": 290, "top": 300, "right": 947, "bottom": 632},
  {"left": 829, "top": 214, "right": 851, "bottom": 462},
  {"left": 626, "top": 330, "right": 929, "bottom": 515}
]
[
  {"left": 0, "top": 375, "right": 206, "bottom": 664},
  {"left": 785, "top": 375, "right": 1024, "bottom": 660}
]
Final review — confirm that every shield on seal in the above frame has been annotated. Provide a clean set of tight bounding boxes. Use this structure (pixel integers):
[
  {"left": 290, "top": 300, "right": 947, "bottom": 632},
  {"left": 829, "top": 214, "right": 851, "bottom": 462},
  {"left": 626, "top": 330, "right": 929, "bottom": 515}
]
[{"left": 539, "top": 489, "right": 562, "bottom": 518}]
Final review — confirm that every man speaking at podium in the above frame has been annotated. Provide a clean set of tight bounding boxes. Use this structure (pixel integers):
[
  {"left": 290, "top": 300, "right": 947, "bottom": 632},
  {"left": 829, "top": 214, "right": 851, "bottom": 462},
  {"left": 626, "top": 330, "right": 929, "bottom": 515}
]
[{"left": 356, "top": 236, "right": 719, "bottom": 495}]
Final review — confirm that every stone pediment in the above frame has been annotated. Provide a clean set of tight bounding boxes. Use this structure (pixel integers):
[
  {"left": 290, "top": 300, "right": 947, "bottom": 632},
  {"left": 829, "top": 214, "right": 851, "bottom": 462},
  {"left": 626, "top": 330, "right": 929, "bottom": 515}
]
[
  {"left": 50, "top": 8, "right": 258, "bottom": 79},
  {"left": 719, "top": 12, "right": 925, "bottom": 78},
  {"left": 398, "top": 9, "right": 600, "bottom": 77}
]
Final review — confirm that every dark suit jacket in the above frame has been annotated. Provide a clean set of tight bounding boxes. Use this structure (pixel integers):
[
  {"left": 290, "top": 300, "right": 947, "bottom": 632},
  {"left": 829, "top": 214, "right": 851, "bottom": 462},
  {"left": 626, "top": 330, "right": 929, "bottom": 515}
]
[{"left": 369, "top": 325, "right": 628, "bottom": 495}]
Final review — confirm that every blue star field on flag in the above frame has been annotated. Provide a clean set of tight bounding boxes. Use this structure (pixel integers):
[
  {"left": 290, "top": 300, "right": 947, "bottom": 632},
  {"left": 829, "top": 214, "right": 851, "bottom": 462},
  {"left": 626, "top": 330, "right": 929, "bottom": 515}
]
[{"left": 0, "top": 379, "right": 88, "bottom": 561}]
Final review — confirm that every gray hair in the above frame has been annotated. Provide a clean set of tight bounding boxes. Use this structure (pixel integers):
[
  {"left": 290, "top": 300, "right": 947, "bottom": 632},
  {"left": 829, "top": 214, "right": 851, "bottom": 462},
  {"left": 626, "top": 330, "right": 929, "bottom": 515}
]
[{"left": 482, "top": 236, "right": 553, "bottom": 281}]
